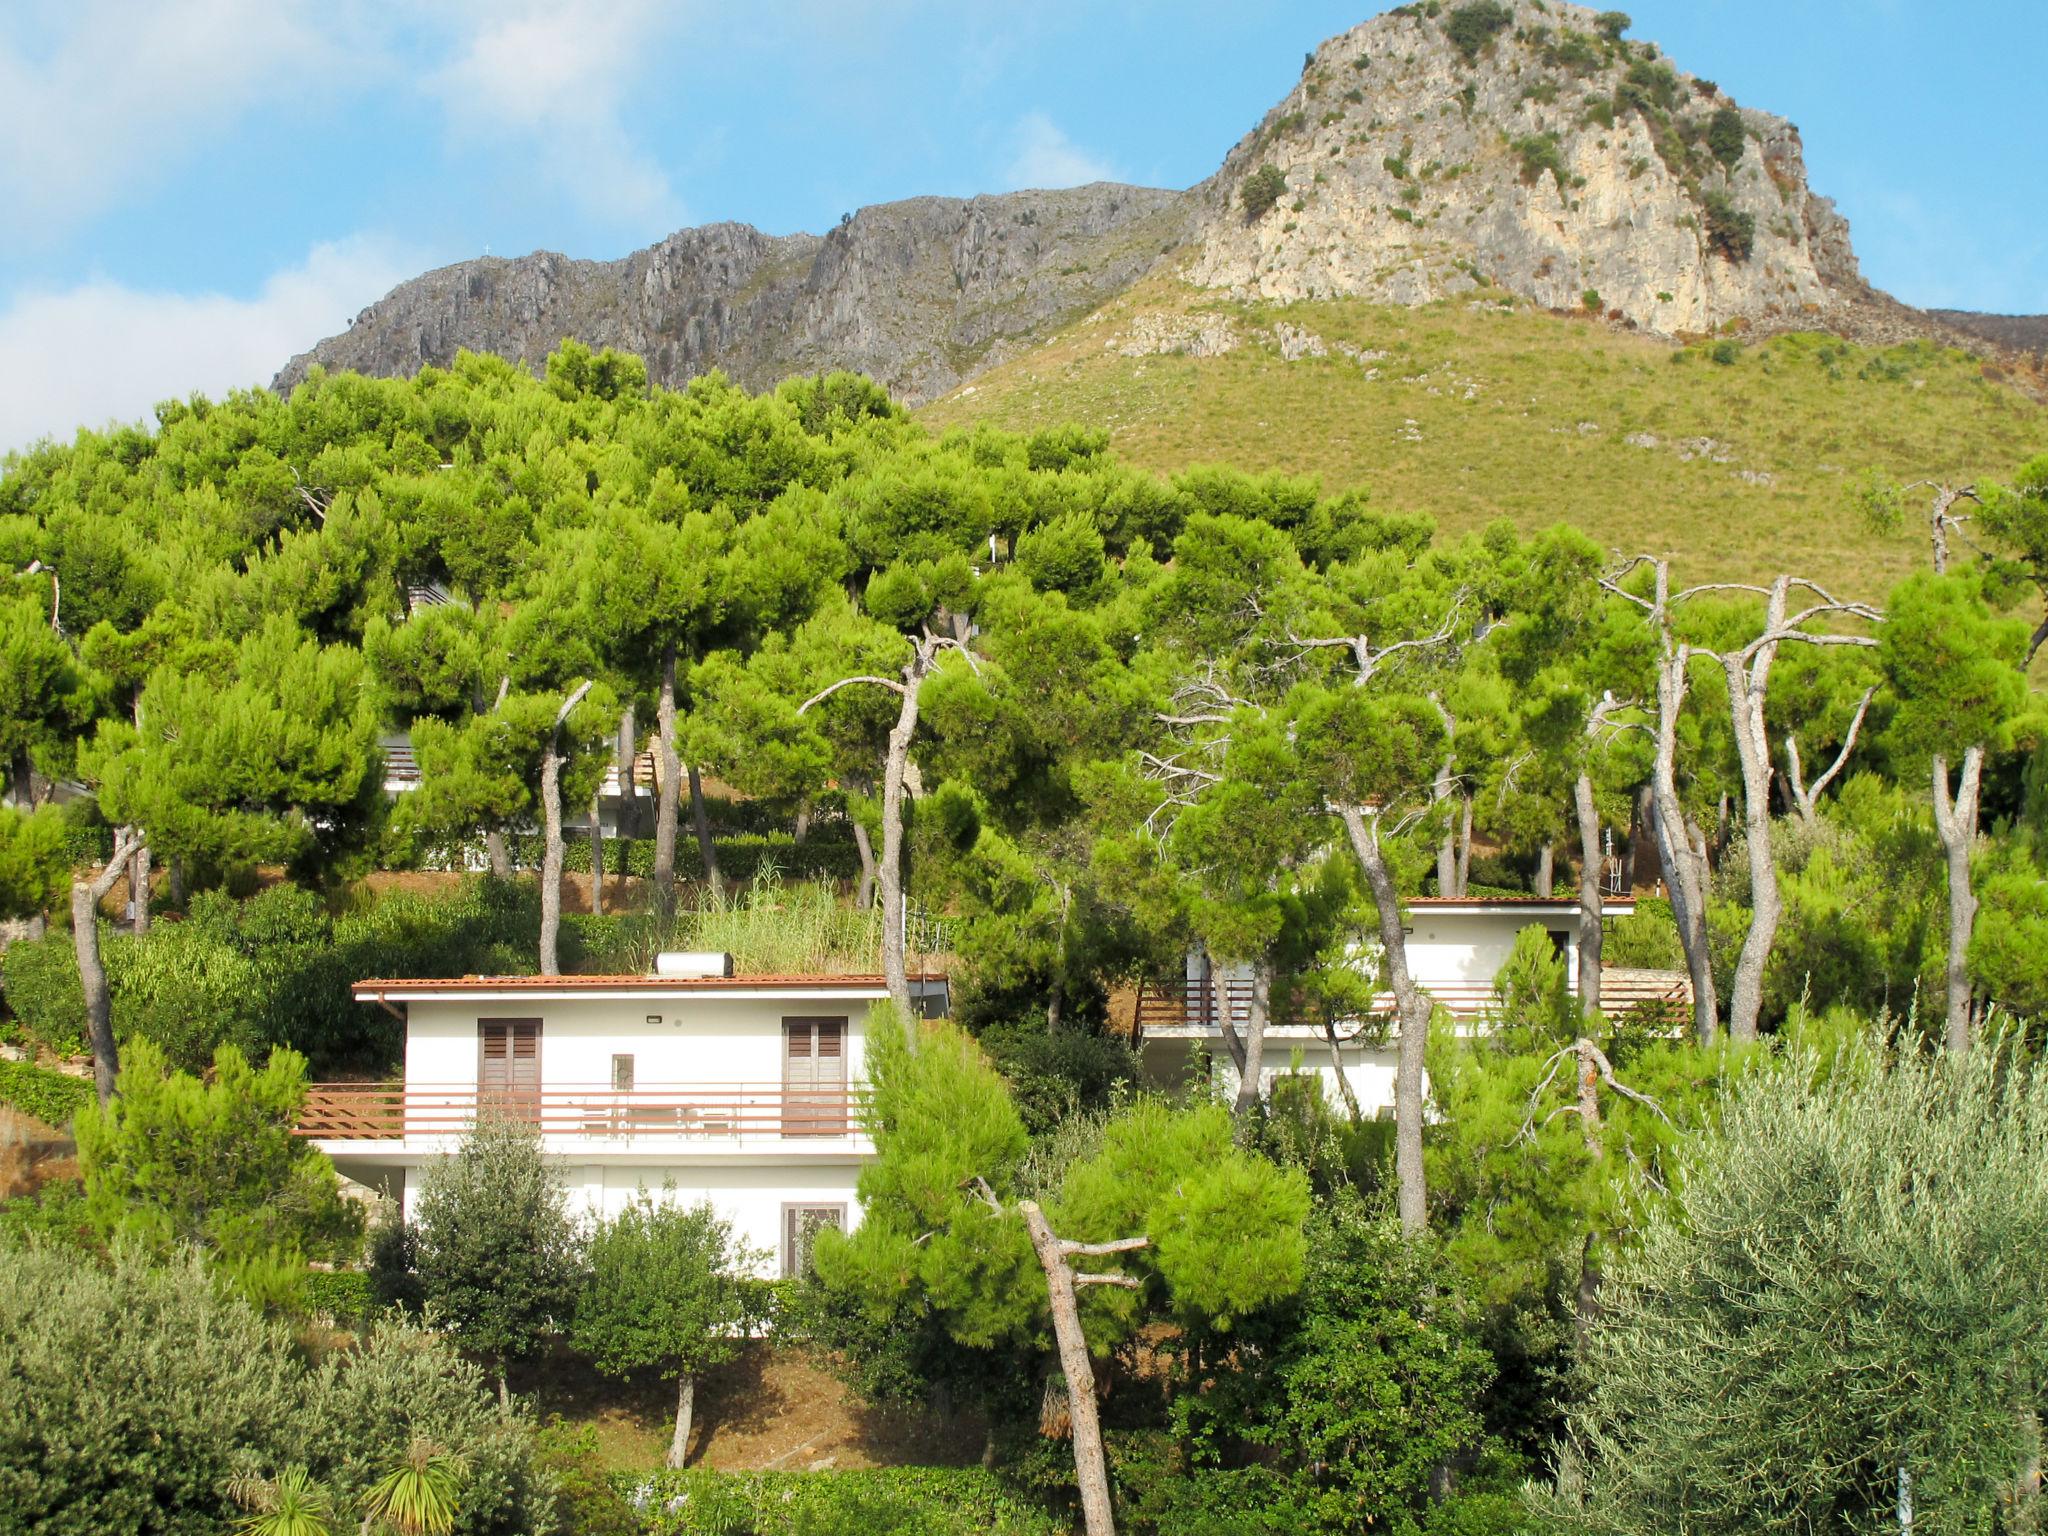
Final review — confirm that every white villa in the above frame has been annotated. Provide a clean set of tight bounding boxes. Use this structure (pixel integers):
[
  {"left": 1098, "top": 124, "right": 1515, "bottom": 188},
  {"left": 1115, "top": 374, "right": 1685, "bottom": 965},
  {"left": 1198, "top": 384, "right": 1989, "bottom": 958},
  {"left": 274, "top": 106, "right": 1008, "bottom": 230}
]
[
  {"left": 299, "top": 907, "right": 1680, "bottom": 1270},
  {"left": 301, "top": 956, "right": 947, "bottom": 1277},
  {"left": 1135, "top": 897, "right": 1684, "bottom": 1117}
]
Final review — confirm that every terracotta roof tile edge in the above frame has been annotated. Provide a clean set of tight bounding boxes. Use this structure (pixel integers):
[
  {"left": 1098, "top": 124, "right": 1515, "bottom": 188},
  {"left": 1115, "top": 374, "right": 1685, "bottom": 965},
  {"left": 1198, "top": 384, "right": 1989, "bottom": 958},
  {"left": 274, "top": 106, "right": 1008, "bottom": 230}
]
[{"left": 351, "top": 973, "right": 904, "bottom": 991}]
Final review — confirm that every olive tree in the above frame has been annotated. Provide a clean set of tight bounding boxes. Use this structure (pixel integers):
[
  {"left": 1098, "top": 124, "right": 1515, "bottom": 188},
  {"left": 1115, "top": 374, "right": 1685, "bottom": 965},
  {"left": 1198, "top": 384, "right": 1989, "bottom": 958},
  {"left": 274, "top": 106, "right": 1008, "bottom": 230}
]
[
  {"left": 410, "top": 1115, "right": 583, "bottom": 1407},
  {"left": 1552, "top": 1034, "right": 2048, "bottom": 1533},
  {"left": 572, "top": 1192, "right": 763, "bottom": 1468}
]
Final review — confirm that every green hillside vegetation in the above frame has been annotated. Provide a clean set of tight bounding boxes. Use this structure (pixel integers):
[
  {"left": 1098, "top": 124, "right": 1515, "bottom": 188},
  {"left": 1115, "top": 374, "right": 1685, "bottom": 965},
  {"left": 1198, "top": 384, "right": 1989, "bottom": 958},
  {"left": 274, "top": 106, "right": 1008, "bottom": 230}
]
[{"left": 921, "top": 278, "right": 2048, "bottom": 598}]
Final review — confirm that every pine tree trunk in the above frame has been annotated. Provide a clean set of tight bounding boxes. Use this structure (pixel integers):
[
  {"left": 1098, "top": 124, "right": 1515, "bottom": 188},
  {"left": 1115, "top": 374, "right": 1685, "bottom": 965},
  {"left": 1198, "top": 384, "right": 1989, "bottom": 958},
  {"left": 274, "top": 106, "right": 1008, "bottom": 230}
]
[
  {"left": 485, "top": 830, "right": 512, "bottom": 880},
  {"left": 879, "top": 666, "right": 925, "bottom": 1023},
  {"left": 167, "top": 856, "right": 186, "bottom": 911},
  {"left": 1649, "top": 645, "right": 1719, "bottom": 1041},
  {"left": 851, "top": 818, "right": 876, "bottom": 910},
  {"left": 617, "top": 706, "right": 638, "bottom": 838},
  {"left": 75, "top": 830, "right": 140, "bottom": 1104},
  {"left": 794, "top": 797, "right": 812, "bottom": 844},
  {"left": 1534, "top": 842, "right": 1554, "bottom": 899},
  {"left": 129, "top": 843, "right": 152, "bottom": 935},
  {"left": 1341, "top": 807, "right": 1430, "bottom": 1235},
  {"left": 1454, "top": 796, "right": 1472, "bottom": 897},
  {"left": 1933, "top": 749, "right": 1983, "bottom": 1052},
  {"left": 589, "top": 794, "right": 604, "bottom": 916},
  {"left": 688, "top": 763, "right": 723, "bottom": 900},
  {"left": 1021, "top": 1202, "right": 1118, "bottom": 1536},
  {"left": 497, "top": 1367, "right": 510, "bottom": 1413},
  {"left": 1231, "top": 961, "right": 1271, "bottom": 1119},
  {"left": 540, "top": 741, "right": 566, "bottom": 977},
  {"left": 668, "top": 1373, "right": 696, "bottom": 1469},
  {"left": 1721, "top": 586, "right": 1792, "bottom": 1044},
  {"left": 1574, "top": 773, "right": 1604, "bottom": 1017},
  {"left": 653, "top": 643, "right": 681, "bottom": 917}
]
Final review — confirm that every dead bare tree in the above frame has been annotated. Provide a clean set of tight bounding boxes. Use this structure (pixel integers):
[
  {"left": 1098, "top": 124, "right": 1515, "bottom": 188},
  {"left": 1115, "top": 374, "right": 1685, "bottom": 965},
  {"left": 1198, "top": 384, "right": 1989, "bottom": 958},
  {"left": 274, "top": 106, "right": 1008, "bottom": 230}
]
[
  {"left": 74, "top": 826, "right": 146, "bottom": 1103},
  {"left": 1933, "top": 748, "right": 1987, "bottom": 1052},
  {"left": 1518, "top": 1036, "right": 1670, "bottom": 1346},
  {"left": 1604, "top": 561, "right": 1884, "bottom": 1041},
  {"left": 1572, "top": 691, "right": 1635, "bottom": 1018},
  {"left": 1783, "top": 685, "right": 1876, "bottom": 829},
  {"left": 800, "top": 627, "right": 977, "bottom": 1023},
  {"left": 1688, "top": 576, "right": 1881, "bottom": 1041},
  {"left": 969, "top": 1179, "right": 1143, "bottom": 1536}
]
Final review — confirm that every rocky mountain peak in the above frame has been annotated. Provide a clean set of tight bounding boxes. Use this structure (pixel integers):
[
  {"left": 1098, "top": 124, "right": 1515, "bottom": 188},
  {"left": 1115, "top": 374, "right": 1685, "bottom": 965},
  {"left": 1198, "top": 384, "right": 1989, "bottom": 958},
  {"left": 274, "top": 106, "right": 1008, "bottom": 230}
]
[{"left": 1183, "top": 1, "right": 1868, "bottom": 335}]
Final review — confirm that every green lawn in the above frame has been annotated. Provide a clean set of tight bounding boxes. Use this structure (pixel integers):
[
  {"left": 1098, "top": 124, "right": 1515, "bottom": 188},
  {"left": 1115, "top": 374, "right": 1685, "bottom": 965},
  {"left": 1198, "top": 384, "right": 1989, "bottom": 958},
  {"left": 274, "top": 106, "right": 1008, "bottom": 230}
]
[{"left": 921, "top": 278, "right": 2048, "bottom": 599}]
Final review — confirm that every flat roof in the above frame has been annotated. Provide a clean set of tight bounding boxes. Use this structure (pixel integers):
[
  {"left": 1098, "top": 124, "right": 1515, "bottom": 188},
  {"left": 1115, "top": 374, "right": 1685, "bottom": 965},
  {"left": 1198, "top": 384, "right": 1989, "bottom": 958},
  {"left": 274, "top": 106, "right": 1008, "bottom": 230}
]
[
  {"left": 350, "top": 973, "right": 938, "bottom": 1001},
  {"left": 1404, "top": 896, "right": 1637, "bottom": 912}
]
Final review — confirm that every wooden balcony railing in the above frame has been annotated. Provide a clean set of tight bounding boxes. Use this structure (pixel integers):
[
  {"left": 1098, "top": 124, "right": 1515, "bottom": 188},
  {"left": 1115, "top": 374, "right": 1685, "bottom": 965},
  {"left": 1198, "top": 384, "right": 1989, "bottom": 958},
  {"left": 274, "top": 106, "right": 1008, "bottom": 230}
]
[
  {"left": 1134, "top": 969, "right": 1690, "bottom": 1033},
  {"left": 296, "top": 1083, "right": 861, "bottom": 1142}
]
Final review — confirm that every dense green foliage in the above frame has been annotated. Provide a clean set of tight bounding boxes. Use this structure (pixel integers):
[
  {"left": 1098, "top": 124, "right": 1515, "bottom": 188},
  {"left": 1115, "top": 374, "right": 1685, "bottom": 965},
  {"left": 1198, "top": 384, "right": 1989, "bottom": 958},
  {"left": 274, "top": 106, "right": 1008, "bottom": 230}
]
[
  {"left": 1240, "top": 165, "right": 1288, "bottom": 221},
  {"left": 73, "top": 1039, "right": 361, "bottom": 1293},
  {"left": 1554, "top": 1037, "right": 2048, "bottom": 1532},
  {"left": 406, "top": 1116, "right": 582, "bottom": 1393},
  {"left": 628, "top": 1468, "right": 1063, "bottom": 1536},
  {"left": 0, "top": 1243, "right": 557, "bottom": 1536},
  {"left": 0, "top": 1057, "right": 92, "bottom": 1127}
]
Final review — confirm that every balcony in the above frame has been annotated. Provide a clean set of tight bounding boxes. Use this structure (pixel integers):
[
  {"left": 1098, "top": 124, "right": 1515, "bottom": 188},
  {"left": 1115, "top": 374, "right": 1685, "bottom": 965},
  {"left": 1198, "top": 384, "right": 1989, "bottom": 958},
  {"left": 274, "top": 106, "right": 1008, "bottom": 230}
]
[
  {"left": 296, "top": 1083, "right": 861, "bottom": 1144},
  {"left": 1134, "top": 969, "right": 1690, "bottom": 1034}
]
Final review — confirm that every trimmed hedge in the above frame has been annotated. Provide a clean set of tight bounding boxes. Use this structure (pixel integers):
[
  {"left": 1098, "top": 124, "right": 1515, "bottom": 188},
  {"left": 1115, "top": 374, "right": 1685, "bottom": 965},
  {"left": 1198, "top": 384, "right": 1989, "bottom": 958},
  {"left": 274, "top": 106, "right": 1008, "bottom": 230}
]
[
  {"left": 0, "top": 1059, "right": 94, "bottom": 1129},
  {"left": 303, "top": 1268, "right": 375, "bottom": 1327},
  {"left": 506, "top": 831, "right": 862, "bottom": 884},
  {"left": 622, "top": 1469, "right": 1062, "bottom": 1536}
]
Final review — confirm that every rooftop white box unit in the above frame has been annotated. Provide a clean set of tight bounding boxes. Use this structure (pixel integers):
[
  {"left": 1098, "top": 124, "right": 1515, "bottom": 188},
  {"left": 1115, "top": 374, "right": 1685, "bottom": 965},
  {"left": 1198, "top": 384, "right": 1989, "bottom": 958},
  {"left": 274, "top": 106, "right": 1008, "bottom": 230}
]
[{"left": 653, "top": 951, "right": 735, "bottom": 978}]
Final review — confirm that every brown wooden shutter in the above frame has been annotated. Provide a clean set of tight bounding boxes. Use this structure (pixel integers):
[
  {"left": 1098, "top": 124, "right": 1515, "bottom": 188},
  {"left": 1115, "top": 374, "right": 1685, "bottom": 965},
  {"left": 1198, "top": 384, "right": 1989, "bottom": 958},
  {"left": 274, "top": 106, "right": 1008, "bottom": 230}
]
[
  {"left": 478, "top": 1019, "right": 541, "bottom": 1124},
  {"left": 782, "top": 1018, "right": 847, "bottom": 1135}
]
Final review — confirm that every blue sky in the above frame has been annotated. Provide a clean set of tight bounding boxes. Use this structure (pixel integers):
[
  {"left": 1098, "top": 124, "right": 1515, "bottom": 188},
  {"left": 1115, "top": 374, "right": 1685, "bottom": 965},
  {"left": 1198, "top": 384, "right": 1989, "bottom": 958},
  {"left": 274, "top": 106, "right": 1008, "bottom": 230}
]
[{"left": 1, "top": 1, "right": 2041, "bottom": 451}]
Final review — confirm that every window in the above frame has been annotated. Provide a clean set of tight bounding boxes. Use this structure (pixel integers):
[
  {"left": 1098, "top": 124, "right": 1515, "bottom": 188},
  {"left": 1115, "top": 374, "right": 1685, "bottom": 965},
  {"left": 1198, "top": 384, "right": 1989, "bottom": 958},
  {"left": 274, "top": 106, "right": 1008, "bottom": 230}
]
[
  {"left": 611, "top": 1054, "right": 635, "bottom": 1092},
  {"left": 782, "top": 1018, "right": 848, "bottom": 1135},
  {"left": 478, "top": 1019, "right": 540, "bottom": 1122},
  {"left": 783, "top": 1203, "right": 846, "bottom": 1278}
]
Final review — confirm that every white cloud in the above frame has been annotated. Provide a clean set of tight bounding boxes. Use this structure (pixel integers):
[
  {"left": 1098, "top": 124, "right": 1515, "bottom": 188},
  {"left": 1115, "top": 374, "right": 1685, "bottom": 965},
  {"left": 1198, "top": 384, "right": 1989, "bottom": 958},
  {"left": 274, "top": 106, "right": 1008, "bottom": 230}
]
[
  {"left": 426, "top": 0, "right": 683, "bottom": 233},
  {"left": 0, "top": 236, "right": 420, "bottom": 454},
  {"left": 1002, "top": 112, "right": 1119, "bottom": 192},
  {"left": 0, "top": 0, "right": 343, "bottom": 239}
]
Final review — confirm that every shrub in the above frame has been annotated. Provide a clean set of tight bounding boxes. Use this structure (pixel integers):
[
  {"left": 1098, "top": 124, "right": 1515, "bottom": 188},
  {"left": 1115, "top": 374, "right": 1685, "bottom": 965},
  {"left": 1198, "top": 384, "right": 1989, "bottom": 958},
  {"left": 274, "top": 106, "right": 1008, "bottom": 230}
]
[
  {"left": 410, "top": 1115, "right": 582, "bottom": 1400},
  {"left": 0, "top": 1059, "right": 92, "bottom": 1128},
  {"left": 1581, "top": 288, "right": 1603, "bottom": 312},
  {"left": 0, "top": 1243, "right": 310, "bottom": 1536},
  {"left": 1710, "top": 338, "right": 1744, "bottom": 365},
  {"left": 1595, "top": 10, "right": 1631, "bottom": 40},
  {"left": 626, "top": 1469, "right": 1061, "bottom": 1536},
  {"left": 1443, "top": 1, "right": 1513, "bottom": 63},
  {"left": 76, "top": 1039, "right": 363, "bottom": 1288},
  {"left": 1241, "top": 165, "right": 1289, "bottom": 222},
  {"left": 304, "top": 1267, "right": 375, "bottom": 1327},
  {"left": 1551, "top": 1037, "right": 2048, "bottom": 1532},
  {"left": 1706, "top": 104, "right": 1746, "bottom": 169},
  {"left": 1510, "top": 132, "right": 1569, "bottom": 189},
  {"left": 1701, "top": 188, "right": 1756, "bottom": 260}
]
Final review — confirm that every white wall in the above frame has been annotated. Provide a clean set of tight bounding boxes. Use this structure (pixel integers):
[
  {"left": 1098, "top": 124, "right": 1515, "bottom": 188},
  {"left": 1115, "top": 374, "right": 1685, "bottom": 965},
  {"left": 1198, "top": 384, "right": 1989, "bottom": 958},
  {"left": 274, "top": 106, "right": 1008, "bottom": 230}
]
[
  {"left": 381, "top": 1156, "right": 865, "bottom": 1278},
  {"left": 1142, "top": 1033, "right": 1403, "bottom": 1119},
  {"left": 1405, "top": 911, "right": 1580, "bottom": 991},
  {"left": 402, "top": 994, "right": 869, "bottom": 1091}
]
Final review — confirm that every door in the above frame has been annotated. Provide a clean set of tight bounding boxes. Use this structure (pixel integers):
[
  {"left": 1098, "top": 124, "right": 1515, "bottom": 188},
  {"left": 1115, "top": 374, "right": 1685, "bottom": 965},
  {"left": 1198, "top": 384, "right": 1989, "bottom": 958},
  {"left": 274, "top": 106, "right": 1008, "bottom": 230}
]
[
  {"left": 478, "top": 1018, "right": 541, "bottom": 1126},
  {"left": 782, "top": 1017, "right": 847, "bottom": 1136}
]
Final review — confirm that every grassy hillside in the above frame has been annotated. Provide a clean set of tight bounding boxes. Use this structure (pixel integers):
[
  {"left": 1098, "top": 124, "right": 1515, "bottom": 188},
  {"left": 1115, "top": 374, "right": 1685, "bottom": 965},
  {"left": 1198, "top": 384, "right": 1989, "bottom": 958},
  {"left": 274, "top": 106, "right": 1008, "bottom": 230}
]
[{"left": 920, "top": 279, "right": 2048, "bottom": 598}]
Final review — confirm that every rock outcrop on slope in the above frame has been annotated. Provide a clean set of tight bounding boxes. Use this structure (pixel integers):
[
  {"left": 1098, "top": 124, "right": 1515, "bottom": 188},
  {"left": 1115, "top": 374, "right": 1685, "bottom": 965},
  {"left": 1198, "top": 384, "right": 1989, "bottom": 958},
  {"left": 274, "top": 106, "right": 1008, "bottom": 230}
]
[
  {"left": 1184, "top": 1, "right": 1869, "bottom": 335},
  {"left": 275, "top": 2, "right": 2025, "bottom": 401},
  {"left": 275, "top": 185, "right": 1193, "bottom": 405}
]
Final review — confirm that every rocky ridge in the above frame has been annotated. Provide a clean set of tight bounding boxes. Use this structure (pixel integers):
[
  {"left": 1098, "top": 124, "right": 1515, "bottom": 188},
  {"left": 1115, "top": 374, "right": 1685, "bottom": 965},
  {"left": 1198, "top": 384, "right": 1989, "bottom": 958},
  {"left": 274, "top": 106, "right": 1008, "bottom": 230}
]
[
  {"left": 275, "top": 185, "right": 1193, "bottom": 405},
  {"left": 275, "top": 3, "right": 2035, "bottom": 403}
]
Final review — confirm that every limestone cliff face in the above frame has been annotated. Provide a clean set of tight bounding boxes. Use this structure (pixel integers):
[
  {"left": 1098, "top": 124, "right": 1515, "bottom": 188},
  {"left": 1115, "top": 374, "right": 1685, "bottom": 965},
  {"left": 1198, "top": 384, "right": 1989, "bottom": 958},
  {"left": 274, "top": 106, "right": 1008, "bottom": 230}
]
[
  {"left": 1184, "top": 2, "right": 1868, "bottom": 334},
  {"left": 277, "top": 5, "right": 1991, "bottom": 399},
  {"left": 274, "top": 185, "right": 1193, "bottom": 404}
]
